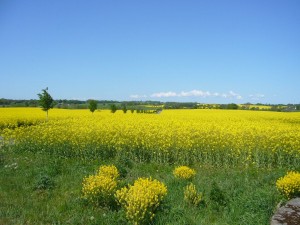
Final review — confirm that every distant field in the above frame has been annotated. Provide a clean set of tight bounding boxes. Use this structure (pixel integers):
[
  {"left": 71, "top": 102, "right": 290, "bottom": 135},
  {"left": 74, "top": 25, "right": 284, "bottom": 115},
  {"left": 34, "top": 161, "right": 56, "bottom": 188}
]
[
  {"left": 239, "top": 104, "right": 272, "bottom": 110},
  {"left": 1, "top": 108, "right": 300, "bottom": 167}
]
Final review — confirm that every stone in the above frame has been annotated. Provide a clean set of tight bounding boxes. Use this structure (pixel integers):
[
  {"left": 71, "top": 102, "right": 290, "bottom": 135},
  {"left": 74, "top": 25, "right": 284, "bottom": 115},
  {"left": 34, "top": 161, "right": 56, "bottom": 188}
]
[{"left": 271, "top": 198, "right": 300, "bottom": 225}]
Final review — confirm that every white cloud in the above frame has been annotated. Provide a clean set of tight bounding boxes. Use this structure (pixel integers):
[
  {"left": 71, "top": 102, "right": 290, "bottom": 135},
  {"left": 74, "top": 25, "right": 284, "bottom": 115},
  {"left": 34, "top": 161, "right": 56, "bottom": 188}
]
[
  {"left": 220, "top": 91, "right": 242, "bottom": 99},
  {"left": 178, "top": 90, "right": 211, "bottom": 97},
  {"left": 147, "top": 90, "right": 243, "bottom": 100},
  {"left": 71, "top": 97, "right": 87, "bottom": 101},
  {"left": 150, "top": 92, "right": 177, "bottom": 98},
  {"left": 249, "top": 94, "right": 265, "bottom": 100},
  {"left": 130, "top": 94, "right": 147, "bottom": 99},
  {"left": 228, "top": 91, "right": 243, "bottom": 99}
]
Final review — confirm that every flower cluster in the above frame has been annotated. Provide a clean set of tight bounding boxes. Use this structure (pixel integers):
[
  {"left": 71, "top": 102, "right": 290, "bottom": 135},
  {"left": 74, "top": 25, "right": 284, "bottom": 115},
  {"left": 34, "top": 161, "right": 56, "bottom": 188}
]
[
  {"left": 184, "top": 183, "right": 203, "bottom": 206},
  {"left": 115, "top": 177, "right": 167, "bottom": 225},
  {"left": 82, "top": 165, "right": 119, "bottom": 206},
  {"left": 98, "top": 165, "right": 119, "bottom": 179},
  {"left": 173, "top": 166, "right": 196, "bottom": 180},
  {"left": 276, "top": 171, "right": 300, "bottom": 199}
]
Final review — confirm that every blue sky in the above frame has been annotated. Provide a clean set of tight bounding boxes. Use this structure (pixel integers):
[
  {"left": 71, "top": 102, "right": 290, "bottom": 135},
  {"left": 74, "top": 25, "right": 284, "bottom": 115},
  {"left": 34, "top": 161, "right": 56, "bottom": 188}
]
[{"left": 0, "top": 0, "right": 299, "bottom": 104}]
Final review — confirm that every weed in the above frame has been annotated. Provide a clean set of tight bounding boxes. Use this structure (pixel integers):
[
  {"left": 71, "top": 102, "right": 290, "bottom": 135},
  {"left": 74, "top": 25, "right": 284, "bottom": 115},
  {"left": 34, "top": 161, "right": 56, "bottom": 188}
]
[{"left": 34, "top": 174, "right": 54, "bottom": 190}]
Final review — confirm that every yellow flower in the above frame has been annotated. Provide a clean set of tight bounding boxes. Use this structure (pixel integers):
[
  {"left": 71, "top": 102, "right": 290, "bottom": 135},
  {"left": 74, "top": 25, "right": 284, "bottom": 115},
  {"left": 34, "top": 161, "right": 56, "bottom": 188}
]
[
  {"left": 173, "top": 166, "right": 196, "bottom": 180},
  {"left": 276, "top": 171, "right": 300, "bottom": 199},
  {"left": 184, "top": 183, "right": 203, "bottom": 206},
  {"left": 115, "top": 177, "right": 167, "bottom": 224},
  {"left": 98, "top": 165, "right": 119, "bottom": 180},
  {"left": 82, "top": 164, "right": 119, "bottom": 206},
  {"left": 2, "top": 108, "right": 300, "bottom": 168}
]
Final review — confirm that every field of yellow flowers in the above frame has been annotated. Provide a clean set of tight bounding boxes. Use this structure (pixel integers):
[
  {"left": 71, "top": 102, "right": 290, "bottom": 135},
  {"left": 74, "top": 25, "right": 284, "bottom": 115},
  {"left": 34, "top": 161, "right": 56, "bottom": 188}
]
[{"left": 1, "top": 108, "right": 300, "bottom": 167}]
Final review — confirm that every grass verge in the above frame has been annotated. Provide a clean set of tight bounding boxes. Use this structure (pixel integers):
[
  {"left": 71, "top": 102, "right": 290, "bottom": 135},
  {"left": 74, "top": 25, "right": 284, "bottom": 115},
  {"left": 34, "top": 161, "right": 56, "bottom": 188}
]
[{"left": 0, "top": 147, "right": 289, "bottom": 225}]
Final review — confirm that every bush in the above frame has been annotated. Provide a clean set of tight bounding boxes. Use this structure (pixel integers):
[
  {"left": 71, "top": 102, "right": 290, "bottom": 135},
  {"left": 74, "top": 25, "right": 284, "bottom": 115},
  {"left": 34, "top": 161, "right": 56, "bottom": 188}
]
[
  {"left": 82, "top": 164, "right": 119, "bottom": 207},
  {"left": 173, "top": 166, "right": 196, "bottom": 180},
  {"left": 82, "top": 174, "right": 117, "bottom": 206},
  {"left": 115, "top": 177, "right": 167, "bottom": 224},
  {"left": 98, "top": 165, "right": 119, "bottom": 180},
  {"left": 276, "top": 171, "right": 300, "bottom": 199},
  {"left": 184, "top": 183, "right": 203, "bottom": 206}
]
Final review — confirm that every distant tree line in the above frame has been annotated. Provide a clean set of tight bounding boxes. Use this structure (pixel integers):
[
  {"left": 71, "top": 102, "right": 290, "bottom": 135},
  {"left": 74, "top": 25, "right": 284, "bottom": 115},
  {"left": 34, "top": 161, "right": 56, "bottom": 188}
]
[
  {"left": 0, "top": 98, "right": 39, "bottom": 107},
  {"left": 1, "top": 98, "right": 299, "bottom": 112},
  {"left": 164, "top": 102, "right": 198, "bottom": 109},
  {"left": 109, "top": 103, "right": 163, "bottom": 114}
]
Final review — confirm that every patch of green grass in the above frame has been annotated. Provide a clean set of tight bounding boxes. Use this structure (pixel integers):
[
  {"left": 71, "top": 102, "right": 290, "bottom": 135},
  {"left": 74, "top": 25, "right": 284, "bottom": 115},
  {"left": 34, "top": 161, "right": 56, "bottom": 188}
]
[{"left": 0, "top": 148, "right": 285, "bottom": 224}]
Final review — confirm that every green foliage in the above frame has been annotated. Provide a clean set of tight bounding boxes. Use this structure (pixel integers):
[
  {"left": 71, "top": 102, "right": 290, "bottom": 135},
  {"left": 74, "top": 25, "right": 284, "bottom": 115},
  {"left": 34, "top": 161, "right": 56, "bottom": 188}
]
[
  {"left": 209, "top": 182, "right": 228, "bottom": 208},
  {"left": 0, "top": 152, "right": 5, "bottom": 166},
  {"left": 110, "top": 104, "right": 117, "bottom": 113},
  {"left": 227, "top": 103, "right": 239, "bottom": 110},
  {"left": 115, "top": 154, "right": 133, "bottom": 178},
  {"left": 115, "top": 165, "right": 127, "bottom": 178},
  {"left": 37, "top": 88, "right": 54, "bottom": 120},
  {"left": 34, "top": 174, "right": 54, "bottom": 190},
  {"left": 122, "top": 104, "right": 127, "bottom": 114},
  {"left": 88, "top": 100, "right": 97, "bottom": 113}
]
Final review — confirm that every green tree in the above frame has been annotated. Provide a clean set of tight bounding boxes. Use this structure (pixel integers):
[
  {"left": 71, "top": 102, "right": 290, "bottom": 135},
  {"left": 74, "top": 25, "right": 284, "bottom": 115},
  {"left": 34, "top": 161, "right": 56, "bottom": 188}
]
[
  {"left": 122, "top": 104, "right": 127, "bottom": 113},
  {"left": 227, "top": 103, "right": 239, "bottom": 110},
  {"left": 37, "top": 87, "right": 54, "bottom": 121},
  {"left": 88, "top": 100, "right": 97, "bottom": 113},
  {"left": 110, "top": 104, "right": 117, "bottom": 113}
]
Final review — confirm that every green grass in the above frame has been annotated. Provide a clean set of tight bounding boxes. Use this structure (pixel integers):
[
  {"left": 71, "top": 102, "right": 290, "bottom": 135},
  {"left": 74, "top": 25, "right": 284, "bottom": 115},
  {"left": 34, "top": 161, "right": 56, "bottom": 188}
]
[{"left": 0, "top": 147, "right": 288, "bottom": 225}]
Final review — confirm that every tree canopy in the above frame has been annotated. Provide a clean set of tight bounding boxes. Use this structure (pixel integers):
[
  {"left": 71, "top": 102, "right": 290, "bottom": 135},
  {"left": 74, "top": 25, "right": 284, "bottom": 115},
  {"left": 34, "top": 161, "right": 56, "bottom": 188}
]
[
  {"left": 37, "top": 87, "right": 54, "bottom": 120},
  {"left": 88, "top": 100, "right": 97, "bottom": 113}
]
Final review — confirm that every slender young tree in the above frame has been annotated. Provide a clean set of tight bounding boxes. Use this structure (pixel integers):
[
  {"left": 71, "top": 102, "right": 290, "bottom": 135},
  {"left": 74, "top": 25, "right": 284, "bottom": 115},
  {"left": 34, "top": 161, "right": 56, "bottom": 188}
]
[
  {"left": 37, "top": 87, "right": 54, "bottom": 121},
  {"left": 88, "top": 100, "right": 97, "bottom": 113}
]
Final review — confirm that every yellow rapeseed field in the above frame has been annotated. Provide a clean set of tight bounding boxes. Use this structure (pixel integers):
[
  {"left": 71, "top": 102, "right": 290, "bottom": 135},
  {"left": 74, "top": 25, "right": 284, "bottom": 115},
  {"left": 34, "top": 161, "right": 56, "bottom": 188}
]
[{"left": 1, "top": 108, "right": 300, "bottom": 167}]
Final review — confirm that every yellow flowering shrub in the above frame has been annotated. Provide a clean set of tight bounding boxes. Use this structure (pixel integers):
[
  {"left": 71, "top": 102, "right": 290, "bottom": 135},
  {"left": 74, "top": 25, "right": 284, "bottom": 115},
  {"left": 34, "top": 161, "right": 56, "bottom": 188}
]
[
  {"left": 115, "top": 177, "right": 167, "bottom": 225},
  {"left": 173, "top": 166, "right": 196, "bottom": 180},
  {"left": 276, "top": 171, "right": 300, "bottom": 199},
  {"left": 82, "top": 174, "right": 117, "bottom": 205},
  {"left": 184, "top": 183, "right": 203, "bottom": 206},
  {"left": 98, "top": 165, "right": 119, "bottom": 180},
  {"left": 82, "top": 165, "right": 119, "bottom": 206}
]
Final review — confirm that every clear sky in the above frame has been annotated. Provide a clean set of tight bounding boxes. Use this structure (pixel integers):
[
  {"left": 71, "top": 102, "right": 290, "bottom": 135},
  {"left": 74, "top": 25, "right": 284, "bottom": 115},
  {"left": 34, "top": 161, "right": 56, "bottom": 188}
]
[{"left": 1, "top": 0, "right": 299, "bottom": 104}]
